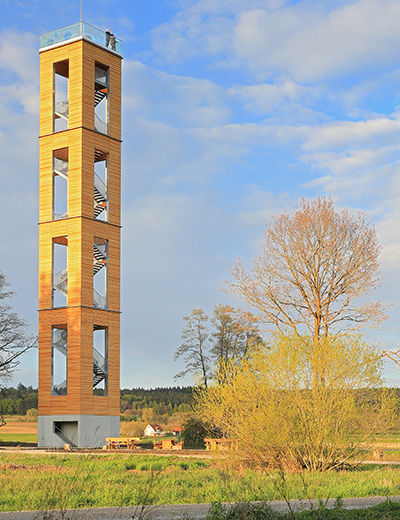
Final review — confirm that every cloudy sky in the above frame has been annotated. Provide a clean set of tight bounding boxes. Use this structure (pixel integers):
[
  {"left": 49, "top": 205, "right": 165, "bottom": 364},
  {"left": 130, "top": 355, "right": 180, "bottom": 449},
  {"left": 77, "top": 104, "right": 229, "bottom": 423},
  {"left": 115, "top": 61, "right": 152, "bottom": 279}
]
[{"left": 1, "top": 0, "right": 400, "bottom": 389}]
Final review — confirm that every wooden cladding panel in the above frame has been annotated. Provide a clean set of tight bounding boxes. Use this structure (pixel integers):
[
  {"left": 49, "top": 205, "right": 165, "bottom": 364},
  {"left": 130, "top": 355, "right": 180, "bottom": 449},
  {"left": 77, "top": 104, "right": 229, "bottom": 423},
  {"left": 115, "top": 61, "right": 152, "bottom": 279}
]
[
  {"left": 39, "top": 131, "right": 121, "bottom": 225},
  {"left": 39, "top": 129, "right": 84, "bottom": 222},
  {"left": 40, "top": 42, "right": 83, "bottom": 136},
  {"left": 38, "top": 307, "right": 120, "bottom": 416},
  {"left": 80, "top": 40, "right": 122, "bottom": 140},
  {"left": 81, "top": 128, "right": 121, "bottom": 225},
  {"left": 39, "top": 37, "right": 121, "bottom": 420},
  {"left": 40, "top": 39, "right": 121, "bottom": 140},
  {"left": 39, "top": 218, "right": 120, "bottom": 311}
]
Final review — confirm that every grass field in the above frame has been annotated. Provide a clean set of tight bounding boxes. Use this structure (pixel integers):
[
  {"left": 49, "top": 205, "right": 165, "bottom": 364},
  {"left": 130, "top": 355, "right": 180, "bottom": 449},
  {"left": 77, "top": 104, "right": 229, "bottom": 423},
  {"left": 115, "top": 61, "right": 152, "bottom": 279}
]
[
  {"left": 0, "top": 453, "right": 400, "bottom": 512},
  {"left": 0, "top": 433, "right": 37, "bottom": 442},
  {"left": 204, "top": 501, "right": 400, "bottom": 519},
  {"left": 0, "top": 417, "right": 37, "bottom": 443}
]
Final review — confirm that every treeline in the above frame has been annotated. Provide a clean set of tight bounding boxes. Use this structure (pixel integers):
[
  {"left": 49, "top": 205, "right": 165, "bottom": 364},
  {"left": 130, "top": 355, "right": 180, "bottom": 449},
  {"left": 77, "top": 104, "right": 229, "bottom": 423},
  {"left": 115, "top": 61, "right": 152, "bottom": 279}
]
[
  {"left": 0, "top": 385, "right": 194, "bottom": 416},
  {"left": 0, "top": 384, "right": 38, "bottom": 415},
  {"left": 120, "top": 386, "right": 193, "bottom": 415}
]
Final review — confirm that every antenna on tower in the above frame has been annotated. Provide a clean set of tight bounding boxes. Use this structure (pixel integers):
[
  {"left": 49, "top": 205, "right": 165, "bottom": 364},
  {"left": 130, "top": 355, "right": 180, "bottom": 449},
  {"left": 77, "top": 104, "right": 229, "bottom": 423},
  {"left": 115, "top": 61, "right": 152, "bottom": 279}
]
[{"left": 80, "top": 0, "right": 83, "bottom": 22}]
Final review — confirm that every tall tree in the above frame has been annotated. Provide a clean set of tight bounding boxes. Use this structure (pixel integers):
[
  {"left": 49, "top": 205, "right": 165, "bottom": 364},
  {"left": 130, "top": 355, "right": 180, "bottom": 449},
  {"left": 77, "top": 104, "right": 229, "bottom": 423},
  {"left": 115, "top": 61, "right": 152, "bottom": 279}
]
[
  {"left": 210, "top": 304, "right": 262, "bottom": 381},
  {"left": 174, "top": 308, "right": 211, "bottom": 388},
  {"left": 174, "top": 306, "right": 262, "bottom": 385},
  {"left": 228, "top": 197, "right": 386, "bottom": 388},
  {"left": 0, "top": 270, "right": 36, "bottom": 383}
]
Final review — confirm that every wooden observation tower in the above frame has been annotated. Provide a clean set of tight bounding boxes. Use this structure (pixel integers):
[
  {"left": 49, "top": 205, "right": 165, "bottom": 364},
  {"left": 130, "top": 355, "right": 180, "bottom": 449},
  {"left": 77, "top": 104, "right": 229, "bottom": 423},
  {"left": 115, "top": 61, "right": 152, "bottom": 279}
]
[{"left": 38, "top": 23, "right": 122, "bottom": 447}]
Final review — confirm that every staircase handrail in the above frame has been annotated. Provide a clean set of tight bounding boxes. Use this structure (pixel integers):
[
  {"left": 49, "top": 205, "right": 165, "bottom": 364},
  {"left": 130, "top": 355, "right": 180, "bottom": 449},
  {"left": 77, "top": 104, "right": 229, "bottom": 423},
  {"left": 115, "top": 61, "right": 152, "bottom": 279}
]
[
  {"left": 93, "top": 288, "right": 106, "bottom": 309},
  {"left": 53, "top": 329, "right": 67, "bottom": 356},
  {"left": 52, "top": 379, "right": 67, "bottom": 395},
  {"left": 54, "top": 422, "right": 76, "bottom": 447},
  {"left": 53, "top": 267, "right": 68, "bottom": 296},
  {"left": 95, "top": 68, "right": 107, "bottom": 86},
  {"left": 93, "top": 347, "right": 107, "bottom": 373},
  {"left": 54, "top": 210, "right": 68, "bottom": 220},
  {"left": 94, "top": 242, "right": 107, "bottom": 259},
  {"left": 94, "top": 172, "right": 107, "bottom": 199},
  {"left": 55, "top": 99, "right": 69, "bottom": 118},
  {"left": 94, "top": 113, "right": 107, "bottom": 134},
  {"left": 54, "top": 157, "right": 68, "bottom": 178}
]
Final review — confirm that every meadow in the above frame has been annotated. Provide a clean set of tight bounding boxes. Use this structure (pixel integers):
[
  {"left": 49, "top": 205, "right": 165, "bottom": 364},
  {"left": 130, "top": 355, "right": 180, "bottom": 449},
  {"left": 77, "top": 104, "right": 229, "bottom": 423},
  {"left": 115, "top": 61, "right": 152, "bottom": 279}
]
[
  {"left": 0, "top": 416, "right": 37, "bottom": 444},
  {"left": 0, "top": 453, "right": 400, "bottom": 512}
]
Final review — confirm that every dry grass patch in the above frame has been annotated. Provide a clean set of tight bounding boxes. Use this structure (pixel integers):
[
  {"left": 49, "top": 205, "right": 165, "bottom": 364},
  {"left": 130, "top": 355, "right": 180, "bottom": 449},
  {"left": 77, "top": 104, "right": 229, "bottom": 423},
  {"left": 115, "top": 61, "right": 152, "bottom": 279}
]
[
  {"left": 0, "top": 421, "right": 37, "bottom": 434},
  {"left": 0, "top": 462, "right": 62, "bottom": 472}
]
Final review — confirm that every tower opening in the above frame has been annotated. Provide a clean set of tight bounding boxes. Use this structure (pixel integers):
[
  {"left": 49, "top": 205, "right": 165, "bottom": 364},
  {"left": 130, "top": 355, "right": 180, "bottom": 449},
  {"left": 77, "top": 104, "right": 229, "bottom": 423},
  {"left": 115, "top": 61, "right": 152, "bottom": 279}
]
[
  {"left": 94, "top": 149, "right": 108, "bottom": 221},
  {"left": 53, "top": 148, "right": 68, "bottom": 220},
  {"left": 93, "top": 237, "right": 108, "bottom": 309},
  {"left": 52, "top": 236, "right": 68, "bottom": 308},
  {"left": 94, "top": 62, "right": 109, "bottom": 134},
  {"left": 93, "top": 325, "right": 108, "bottom": 395},
  {"left": 51, "top": 325, "right": 67, "bottom": 396},
  {"left": 54, "top": 60, "right": 69, "bottom": 132}
]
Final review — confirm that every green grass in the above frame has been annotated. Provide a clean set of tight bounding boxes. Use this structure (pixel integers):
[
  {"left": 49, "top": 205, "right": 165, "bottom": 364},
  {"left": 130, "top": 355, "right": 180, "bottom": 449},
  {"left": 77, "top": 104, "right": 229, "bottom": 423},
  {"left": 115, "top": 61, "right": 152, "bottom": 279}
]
[
  {"left": 204, "top": 501, "right": 400, "bottom": 520},
  {"left": 0, "top": 454, "right": 399, "bottom": 512},
  {"left": 0, "top": 433, "right": 37, "bottom": 443},
  {"left": 371, "top": 433, "right": 400, "bottom": 443}
]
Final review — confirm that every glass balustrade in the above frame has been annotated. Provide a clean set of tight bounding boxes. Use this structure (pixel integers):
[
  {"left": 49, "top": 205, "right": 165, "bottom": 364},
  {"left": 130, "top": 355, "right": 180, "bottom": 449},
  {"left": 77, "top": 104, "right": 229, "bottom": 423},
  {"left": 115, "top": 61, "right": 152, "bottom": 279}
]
[{"left": 40, "top": 22, "right": 122, "bottom": 55}]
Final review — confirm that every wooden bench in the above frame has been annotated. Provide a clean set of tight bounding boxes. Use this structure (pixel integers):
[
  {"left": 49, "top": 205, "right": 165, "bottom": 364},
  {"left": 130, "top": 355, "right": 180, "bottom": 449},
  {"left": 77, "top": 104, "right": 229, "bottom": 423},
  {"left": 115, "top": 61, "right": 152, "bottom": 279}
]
[{"left": 105, "top": 437, "right": 139, "bottom": 450}]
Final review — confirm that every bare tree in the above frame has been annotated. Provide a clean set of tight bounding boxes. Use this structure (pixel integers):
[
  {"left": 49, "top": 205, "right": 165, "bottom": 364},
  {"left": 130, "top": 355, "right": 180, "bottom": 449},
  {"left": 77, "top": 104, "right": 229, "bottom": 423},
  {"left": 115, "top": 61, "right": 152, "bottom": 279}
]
[
  {"left": 0, "top": 270, "right": 36, "bottom": 384},
  {"left": 174, "top": 305, "right": 262, "bottom": 386},
  {"left": 210, "top": 304, "right": 262, "bottom": 382},
  {"left": 174, "top": 308, "right": 211, "bottom": 388},
  {"left": 228, "top": 196, "right": 387, "bottom": 388}
]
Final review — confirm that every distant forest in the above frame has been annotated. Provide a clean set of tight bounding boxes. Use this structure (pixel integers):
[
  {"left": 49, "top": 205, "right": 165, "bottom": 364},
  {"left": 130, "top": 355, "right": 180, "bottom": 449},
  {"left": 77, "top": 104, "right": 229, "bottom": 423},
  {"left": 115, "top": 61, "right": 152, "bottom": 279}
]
[{"left": 0, "top": 384, "right": 194, "bottom": 416}]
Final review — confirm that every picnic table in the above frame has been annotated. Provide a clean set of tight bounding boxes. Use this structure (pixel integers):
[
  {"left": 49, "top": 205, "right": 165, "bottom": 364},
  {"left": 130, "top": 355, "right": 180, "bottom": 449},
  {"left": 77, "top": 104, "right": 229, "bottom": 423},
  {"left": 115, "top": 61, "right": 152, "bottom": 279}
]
[
  {"left": 105, "top": 437, "right": 139, "bottom": 450},
  {"left": 153, "top": 438, "right": 184, "bottom": 450}
]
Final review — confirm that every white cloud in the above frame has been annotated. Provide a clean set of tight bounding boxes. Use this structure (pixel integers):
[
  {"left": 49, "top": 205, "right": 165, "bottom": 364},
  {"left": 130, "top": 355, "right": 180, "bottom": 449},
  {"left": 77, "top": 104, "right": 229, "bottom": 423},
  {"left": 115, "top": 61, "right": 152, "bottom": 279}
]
[
  {"left": 303, "top": 116, "right": 400, "bottom": 151},
  {"left": 124, "top": 60, "right": 230, "bottom": 127},
  {"left": 0, "top": 31, "right": 39, "bottom": 115},
  {"left": 233, "top": 0, "right": 400, "bottom": 81},
  {"left": 229, "top": 81, "right": 320, "bottom": 114},
  {"left": 150, "top": 0, "right": 400, "bottom": 84}
]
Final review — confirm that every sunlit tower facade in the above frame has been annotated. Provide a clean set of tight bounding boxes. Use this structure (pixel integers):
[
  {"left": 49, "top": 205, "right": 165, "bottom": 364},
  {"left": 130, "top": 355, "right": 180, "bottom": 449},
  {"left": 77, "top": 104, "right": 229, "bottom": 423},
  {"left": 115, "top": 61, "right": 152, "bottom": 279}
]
[{"left": 38, "top": 23, "right": 122, "bottom": 447}]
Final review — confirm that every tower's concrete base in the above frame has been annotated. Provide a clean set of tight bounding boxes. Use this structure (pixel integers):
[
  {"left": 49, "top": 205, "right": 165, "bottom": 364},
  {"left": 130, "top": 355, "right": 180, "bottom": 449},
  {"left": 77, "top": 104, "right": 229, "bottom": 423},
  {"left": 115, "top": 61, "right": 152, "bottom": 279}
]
[{"left": 38, "top": 415, "right": 120, "bottom": 448}]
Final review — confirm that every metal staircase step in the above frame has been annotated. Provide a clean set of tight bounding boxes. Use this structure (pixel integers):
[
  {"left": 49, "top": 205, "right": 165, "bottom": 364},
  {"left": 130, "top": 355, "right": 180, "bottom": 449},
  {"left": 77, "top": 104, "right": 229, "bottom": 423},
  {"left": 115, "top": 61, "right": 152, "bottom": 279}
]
[
  {"left": 95, "top": 89, "right": 107, "bottom": 107},
  {"left": 94, "top": 187, "right": 106, "bottom": 203},
  {"left": 94, "top": 205, "right": 105, "bottom": 218}
]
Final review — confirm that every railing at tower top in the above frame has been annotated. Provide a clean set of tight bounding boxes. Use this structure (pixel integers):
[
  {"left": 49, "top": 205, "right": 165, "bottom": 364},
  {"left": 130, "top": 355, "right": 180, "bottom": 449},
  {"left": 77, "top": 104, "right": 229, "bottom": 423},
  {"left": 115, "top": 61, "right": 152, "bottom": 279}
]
[{"left": 40, "top": 22, "right": 122, "bottom": 55}]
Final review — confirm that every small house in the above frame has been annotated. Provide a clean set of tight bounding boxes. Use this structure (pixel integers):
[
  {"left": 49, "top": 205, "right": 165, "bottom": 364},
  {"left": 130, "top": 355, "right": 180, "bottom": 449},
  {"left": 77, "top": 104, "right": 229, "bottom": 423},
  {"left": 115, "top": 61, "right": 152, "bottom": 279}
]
[{"left": 144, "top": 424, "right": 163, "bottom": 437}]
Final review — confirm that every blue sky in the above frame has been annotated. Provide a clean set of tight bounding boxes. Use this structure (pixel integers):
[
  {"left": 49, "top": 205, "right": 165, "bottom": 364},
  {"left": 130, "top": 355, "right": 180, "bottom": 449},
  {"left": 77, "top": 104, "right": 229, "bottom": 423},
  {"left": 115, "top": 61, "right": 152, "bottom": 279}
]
[{"left": 1, "top": 0, "right": 400, "bottom": 388}]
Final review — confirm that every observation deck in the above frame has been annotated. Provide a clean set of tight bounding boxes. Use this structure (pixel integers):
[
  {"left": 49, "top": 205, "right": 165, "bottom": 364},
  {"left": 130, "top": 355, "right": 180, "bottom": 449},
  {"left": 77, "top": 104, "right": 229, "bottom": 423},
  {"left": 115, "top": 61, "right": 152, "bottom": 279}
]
[{"left": 39, "top": 22, "right": 122, "bottom": 56}]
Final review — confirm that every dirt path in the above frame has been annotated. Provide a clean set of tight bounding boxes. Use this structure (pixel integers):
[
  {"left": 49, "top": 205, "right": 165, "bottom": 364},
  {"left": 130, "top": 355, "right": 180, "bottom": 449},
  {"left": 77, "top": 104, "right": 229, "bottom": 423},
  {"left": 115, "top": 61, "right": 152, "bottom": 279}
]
[{"left": 1, "top": 496, "right": 400, "bottom": 520}]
